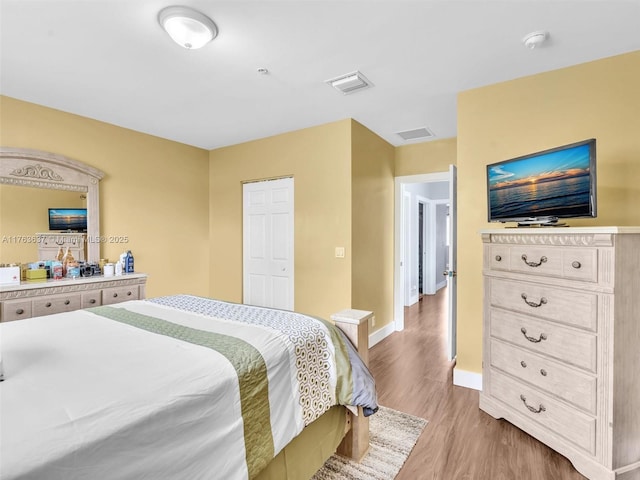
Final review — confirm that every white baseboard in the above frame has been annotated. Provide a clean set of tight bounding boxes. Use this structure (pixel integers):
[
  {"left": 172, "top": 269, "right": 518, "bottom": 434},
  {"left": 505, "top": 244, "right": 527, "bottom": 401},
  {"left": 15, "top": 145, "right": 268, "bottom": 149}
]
[
  {"left": 369, "top": 321, "right": 396, "bottom": 348},
  {"left": 453, "top": 367, "right": 483, "bottom": 391}
]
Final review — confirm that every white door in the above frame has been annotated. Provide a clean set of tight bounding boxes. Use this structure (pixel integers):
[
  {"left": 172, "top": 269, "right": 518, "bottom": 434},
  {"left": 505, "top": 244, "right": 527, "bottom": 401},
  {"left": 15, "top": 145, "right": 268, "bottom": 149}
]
[
  {"left": 243, "top": 177, "right": 294, "bottom": 310},
  {"left": 445, "top": 165, "right": 457, "bottom": 361}
]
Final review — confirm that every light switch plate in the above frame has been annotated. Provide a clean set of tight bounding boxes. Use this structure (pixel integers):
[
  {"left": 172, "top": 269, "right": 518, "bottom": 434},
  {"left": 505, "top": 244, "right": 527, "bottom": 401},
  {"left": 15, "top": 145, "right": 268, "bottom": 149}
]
[{"left": 335, "top": 247, "right": 345, "bottom": 258}]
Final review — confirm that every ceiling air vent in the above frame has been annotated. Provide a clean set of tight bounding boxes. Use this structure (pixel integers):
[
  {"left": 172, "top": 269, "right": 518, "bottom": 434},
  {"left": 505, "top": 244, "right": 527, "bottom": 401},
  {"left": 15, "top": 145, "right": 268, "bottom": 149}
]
[
  {"left": 396, "top": 127, "right": 435, "bottom": 141},
  {"left": 325, "top": 71, "right": 373, "bottom": 95}
]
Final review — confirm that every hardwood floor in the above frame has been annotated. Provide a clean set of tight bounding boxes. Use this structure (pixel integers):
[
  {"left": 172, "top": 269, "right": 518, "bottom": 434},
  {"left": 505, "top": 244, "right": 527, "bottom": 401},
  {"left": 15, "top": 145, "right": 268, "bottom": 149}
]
[{"left": 368, "top": 288, "right": 587, "bottom": 480}]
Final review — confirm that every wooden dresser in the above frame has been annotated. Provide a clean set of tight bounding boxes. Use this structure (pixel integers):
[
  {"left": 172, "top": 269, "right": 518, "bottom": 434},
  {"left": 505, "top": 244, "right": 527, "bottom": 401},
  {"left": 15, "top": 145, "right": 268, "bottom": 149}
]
[
  {"left": 479, "top": 227, "right": 640, "bottom": 480},
  {"left": 0, "top": 273, "right": 147, "bottom": 322}
]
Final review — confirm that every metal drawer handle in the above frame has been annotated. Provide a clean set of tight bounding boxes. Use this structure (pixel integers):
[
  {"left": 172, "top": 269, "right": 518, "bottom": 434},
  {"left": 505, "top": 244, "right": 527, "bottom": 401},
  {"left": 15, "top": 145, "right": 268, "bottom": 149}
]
[
  {"left": 64, "top": 300, "right": 70, "bottom": 305},
  {"left": 521, "top": 293, "right": 547, "bottom": 308},
  {"left": 495, "top": 255, "right": 502, "bottom": 262},
  {"left": 520, "top": 327, "right": 547, "bottom": 343},
  {"left": 113, "top": 293, "right": 118, "bottom": 298},
  {"left": 89, "top": 299, "right": 96, "bottom": 304},
  {"left": 127, "top": 291, "right": 132, "bottom": 296},
  {"left": 572, "top": 261, "right": 581, "bottom": 269},
  {"left": 520, "top": 394, "right": 546, "bottom": 414},
  {"left": 520, "top": 361, "right": 527, "bottom": 368},
  {"left": 45, "top": 302, "right": 52, "bottom": 308},
  {"left": 16, "top": 308, "right": 24, "bottom": 315},
  {"left": 521, "top": 254, "right": 547, "bottom": 267},
  {"left": 540, "top": 369, "right": 547, "bottom": 376}
]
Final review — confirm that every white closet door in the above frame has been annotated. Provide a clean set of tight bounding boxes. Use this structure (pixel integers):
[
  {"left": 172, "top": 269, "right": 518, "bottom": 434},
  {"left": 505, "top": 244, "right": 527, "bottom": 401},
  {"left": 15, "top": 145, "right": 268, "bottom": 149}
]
[{"left": 242, "top": 177, "right": 294, "bottom": 310}]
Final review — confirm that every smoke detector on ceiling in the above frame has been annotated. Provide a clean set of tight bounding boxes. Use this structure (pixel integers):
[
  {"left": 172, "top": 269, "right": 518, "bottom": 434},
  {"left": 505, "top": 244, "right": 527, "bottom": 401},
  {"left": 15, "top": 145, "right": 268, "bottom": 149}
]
[
  {"left": 522, "top": 31, "right": 548, "bottom": 49},
  {"left": 325, "top": 71, "right": 373, "bottom": 95},
  {"left": 396, "top": 127, "right": 435, "bottom": 141}
]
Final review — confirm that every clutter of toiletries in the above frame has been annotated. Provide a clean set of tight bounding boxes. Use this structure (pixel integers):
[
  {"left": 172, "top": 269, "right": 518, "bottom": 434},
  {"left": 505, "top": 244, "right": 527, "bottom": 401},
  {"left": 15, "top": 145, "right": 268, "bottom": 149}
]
[{"left": 0, "top": 249, "right": 134, "bottom": 285}]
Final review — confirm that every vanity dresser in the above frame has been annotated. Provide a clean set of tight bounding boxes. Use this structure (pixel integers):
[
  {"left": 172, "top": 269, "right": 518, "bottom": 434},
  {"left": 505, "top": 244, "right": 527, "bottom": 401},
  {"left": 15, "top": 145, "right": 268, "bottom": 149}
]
[
  {"left": 0, "top": 274, "right": 147, "bottom": 322},
  {"left": 479, "top": 227, "right": 640, "bottom": 480},
  {"left": 1, "top": 148, "right": 147, "bottom": 322}
]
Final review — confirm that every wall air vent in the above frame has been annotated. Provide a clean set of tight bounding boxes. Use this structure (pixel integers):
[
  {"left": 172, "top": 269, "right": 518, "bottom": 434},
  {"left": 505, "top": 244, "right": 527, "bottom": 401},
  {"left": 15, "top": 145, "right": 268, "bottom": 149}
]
[
  {"left": 325, "top": 71, "right": 373, "bottom": 95},
  {"left": 395, "top": 127, "right": 435, "bottom": 141}
]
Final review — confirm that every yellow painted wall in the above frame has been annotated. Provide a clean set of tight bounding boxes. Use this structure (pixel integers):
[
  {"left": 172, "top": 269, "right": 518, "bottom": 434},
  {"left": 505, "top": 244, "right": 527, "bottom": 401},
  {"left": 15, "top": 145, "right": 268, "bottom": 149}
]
[
  {"left": 0, "top": 96, "right": 210, "bottom": 297},
  {"left": 395, "top": 137, "right": 457, "bottom": 177},
  {"left": 209, "top": 120, "right": 353, "bottom": 321},
  {"left": 456, "top": 50, "right": 640, "bottom": 374},
  {"left": 351, "top": 120, "right": 395, "bottom": 332}
]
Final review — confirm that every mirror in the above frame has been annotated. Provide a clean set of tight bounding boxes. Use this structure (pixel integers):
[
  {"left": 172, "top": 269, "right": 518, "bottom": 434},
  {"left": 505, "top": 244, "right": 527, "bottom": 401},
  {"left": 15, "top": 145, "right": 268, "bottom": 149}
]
[
  {"left": 1, "top": 184, "right": 87, "bottom": 263},
  {"left": 0, "top": 147, "right": 104, "bottom": 263}
]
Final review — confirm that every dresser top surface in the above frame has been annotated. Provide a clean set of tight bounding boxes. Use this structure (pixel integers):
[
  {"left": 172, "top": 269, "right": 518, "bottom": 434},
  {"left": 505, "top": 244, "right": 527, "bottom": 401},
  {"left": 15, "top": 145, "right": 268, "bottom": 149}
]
[
  {"left": 36, "top": 232, "right": 86, "bottom": 236},
  {"left": 0, "top": 273, "right": 147, "bottom": 293},
  {"left": 479, "top": 226, "right": 640, "bottom": 235}
]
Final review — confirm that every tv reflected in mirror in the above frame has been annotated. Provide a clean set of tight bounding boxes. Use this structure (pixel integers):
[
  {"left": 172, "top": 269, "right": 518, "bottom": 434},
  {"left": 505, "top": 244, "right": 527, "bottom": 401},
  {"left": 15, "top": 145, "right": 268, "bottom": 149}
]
[
  {"left": 48, "top": 208, "right": 88, "bottom": 232},
  {"left": 486, "top": 139, "right": 596, "bottom": 227}
]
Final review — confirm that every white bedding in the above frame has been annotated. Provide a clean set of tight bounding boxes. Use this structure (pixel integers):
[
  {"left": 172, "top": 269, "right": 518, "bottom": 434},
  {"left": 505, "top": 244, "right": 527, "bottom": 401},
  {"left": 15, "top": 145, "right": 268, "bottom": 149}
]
[{"left": 0, "top": 296, "right": 377, "bottom": 480}]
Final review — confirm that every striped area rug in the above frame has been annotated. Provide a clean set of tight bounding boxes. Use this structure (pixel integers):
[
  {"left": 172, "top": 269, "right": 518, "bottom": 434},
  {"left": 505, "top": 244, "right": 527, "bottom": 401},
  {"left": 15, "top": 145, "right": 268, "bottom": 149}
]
[{"left": 312, "top": 406, "right": 428, "bottom": 480}]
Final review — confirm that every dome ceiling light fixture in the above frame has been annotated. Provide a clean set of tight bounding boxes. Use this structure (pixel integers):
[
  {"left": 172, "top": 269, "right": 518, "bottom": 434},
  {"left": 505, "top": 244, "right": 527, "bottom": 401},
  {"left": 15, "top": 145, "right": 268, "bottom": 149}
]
[
  {"left": 522, "top": 30, "right": 549, "bottom": 49},
  {"left": 158, "top": 6, "right": 218, "bottom": 49}
]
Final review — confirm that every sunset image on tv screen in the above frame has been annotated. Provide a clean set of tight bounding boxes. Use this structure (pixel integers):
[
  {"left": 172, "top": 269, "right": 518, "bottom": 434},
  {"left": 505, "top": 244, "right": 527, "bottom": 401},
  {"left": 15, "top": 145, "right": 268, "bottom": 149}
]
[{"left": 488, "top": 143, "right": 592, "bottom": 220}]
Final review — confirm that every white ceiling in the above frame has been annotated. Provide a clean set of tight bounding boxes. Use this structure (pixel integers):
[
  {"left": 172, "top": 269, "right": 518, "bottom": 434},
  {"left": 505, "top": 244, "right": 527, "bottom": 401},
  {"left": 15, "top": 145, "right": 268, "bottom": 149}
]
[{"left": 2, "top": 1, "right": 639, "bottom": 150}]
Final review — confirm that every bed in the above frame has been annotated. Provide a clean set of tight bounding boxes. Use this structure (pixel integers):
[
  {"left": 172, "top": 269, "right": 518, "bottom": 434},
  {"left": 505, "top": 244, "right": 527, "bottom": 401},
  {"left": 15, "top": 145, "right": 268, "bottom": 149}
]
[{"left": 0, "top": 295, "right": 377, "bottom": 480}]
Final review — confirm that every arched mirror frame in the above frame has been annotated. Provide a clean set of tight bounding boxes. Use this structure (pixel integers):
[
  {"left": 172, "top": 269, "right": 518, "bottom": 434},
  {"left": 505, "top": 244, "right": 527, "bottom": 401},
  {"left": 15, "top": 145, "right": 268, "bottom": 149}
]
[{"left": 0, "top": 147, "right": 105, "bottom": 263}]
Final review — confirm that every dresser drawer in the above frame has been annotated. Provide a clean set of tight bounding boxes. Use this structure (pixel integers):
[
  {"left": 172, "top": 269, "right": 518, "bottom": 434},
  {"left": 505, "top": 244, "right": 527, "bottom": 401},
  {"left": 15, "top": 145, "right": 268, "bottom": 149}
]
[
  {"left": 490, "top": 278, "right": 598, "bottom": 331},
  {"left": 490, "top": 370, "right": 596, "bottom": 455},
  {"left": 1, "top": 299, "right": 32, "bottom": 322},
  {"left": 490, "top": 339, "right": 596, "bottom": 414},
  {"left": 489, "top": 309, "right": 596, "bottom": 373},
  {"left": 81, "top": 291, "right": 102, "bottom": 308},
  {"left": 489, "top": 245, "right": 597, "bottom": 283},
  {"left": 102, "top": 285, "right": 139, "bottom": 305},
  {"left": 32, "top": 293, "right": 82, "bottom": 317}
]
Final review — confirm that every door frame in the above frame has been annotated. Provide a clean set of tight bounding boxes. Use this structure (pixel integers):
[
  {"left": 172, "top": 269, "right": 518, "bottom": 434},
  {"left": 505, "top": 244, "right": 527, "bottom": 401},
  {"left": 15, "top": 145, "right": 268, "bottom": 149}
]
[
  {"left": 446, "top": 164, "right": 457, "bottom": 361},
  {"left": 394, "top": 171, "right": 451, "bottom": 331},
  {"left": 402, "top": 191, "right": 412, "bottom": 306}
]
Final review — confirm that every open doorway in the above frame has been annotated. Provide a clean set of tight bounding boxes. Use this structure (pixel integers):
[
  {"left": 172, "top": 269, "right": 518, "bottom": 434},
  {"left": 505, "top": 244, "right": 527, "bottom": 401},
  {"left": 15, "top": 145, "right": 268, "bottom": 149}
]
[
  {"left": 394, "top": 168, "right": 457, "bottom": 361},
  {"left": 415, "top": 194, "right": 449, "bottom": 300}
]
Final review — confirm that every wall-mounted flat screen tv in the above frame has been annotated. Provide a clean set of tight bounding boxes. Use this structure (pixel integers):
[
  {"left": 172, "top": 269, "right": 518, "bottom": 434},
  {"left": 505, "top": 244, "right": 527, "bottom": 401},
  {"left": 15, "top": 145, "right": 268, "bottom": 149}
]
[
  {"left": 48, "top": 208, "right": 88, "bottom": 232},
  {"left": 486, "top": 139, "right": 596, "bottom": 226}
]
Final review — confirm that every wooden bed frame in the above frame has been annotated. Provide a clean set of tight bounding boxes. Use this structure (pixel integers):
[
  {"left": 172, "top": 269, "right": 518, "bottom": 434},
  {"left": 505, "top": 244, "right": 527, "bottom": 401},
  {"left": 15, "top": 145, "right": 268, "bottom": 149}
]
[{"left": 331, "top": 308, "right": 373, "bottom": 462}]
